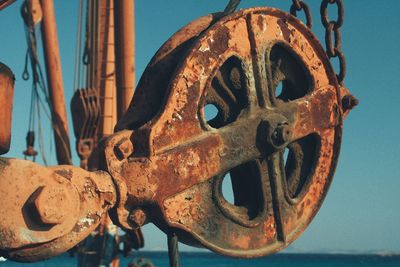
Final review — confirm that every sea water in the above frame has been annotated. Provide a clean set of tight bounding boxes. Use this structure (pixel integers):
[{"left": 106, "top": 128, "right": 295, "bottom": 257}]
[{"left": 1, "top": 252, "right": 399, "bottom": 266}]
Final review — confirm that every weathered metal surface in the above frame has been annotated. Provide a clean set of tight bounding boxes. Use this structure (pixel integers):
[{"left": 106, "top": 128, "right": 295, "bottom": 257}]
[
  {"left": 0, "top": 6, "right": 357, "bottom": 262},
  {"left": 104, "top": 7, "right": 356, "bottom": 258},
  {"left": 0, "top": 158, "right": 116, "bottom": 262},
  {"left": 0, "top": 63, "right": 14, "bottom": 155},
  {"left": 114, "top": 12, "right": 223, "bottom": 132}
]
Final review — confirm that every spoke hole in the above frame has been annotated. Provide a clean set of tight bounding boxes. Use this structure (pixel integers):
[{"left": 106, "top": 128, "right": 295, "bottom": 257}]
[
  {"left": 201, "top": 56, "right": 249, "bottom": 129},
  {"left": 222, "top": 173, "right": 235, "bottom": 205},
  {"left": 269, "top": 43, "right": 312, "bottom": 101},
  {"left": 218, "top": 161, "right": 265, "bottom": 221},
  {"left": 285, "top": 134, "right": 320, "bottom": 199},
  {"left": 204, "top": 103, "right": 219, "bottom": 124},
  {"left": 275, "top": 81, "right": 283, "bottom": 98},
  {"left": 283, "top": 147, "right": 289, "bottom": 166}
]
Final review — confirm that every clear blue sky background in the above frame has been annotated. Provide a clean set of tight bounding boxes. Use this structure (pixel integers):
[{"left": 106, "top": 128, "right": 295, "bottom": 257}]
[{"left": 0, "top": 0, "right": 399, "bottom": 254}]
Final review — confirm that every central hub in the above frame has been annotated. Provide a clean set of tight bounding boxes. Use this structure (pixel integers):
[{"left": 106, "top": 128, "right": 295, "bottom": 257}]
[
  {"left": 258, "top": 114, "right": 293, "bottom": 152},
  {"left": 271, "top": 122, "right": 292, "bottom": 148}
]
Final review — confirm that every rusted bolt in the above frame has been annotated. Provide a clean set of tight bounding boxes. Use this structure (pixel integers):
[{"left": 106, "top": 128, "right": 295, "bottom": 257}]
[
  {"left": 271, "top": 122, "right": 292, "bottom": 147},
  {"left": 34, "top": 186, "right": 72, "bottom": 225},
  {"left": 342, "top": 94, "right": 359, "bottom": 111},
  {"left": 114, "top": 138, "right": 133, "bottom": 160},
  {"left": 129, "top": 209, "right": 147, "bottom": 228}
]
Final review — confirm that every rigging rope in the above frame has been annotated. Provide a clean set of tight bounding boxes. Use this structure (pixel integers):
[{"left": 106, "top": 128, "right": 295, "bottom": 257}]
[
  {"left": 71, "top": 0, "right": 101, "bottom": 169},
  {"left": 21, "top": 0, "right": 71, "bottom": 165},
  {"left": 74, "top": 0, "right": 84, "bottom": 92}
]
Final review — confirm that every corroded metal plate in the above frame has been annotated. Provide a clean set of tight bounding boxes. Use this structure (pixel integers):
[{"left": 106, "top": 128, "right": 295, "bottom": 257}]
[{"left": 0, "top": 63, "right": 14, "bottom": 155}]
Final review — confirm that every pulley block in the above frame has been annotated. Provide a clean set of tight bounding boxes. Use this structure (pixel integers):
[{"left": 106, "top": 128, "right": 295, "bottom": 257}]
[
  {"left": 0, "top": 7, "right": 357, "bottom": 262},
  {"left": 105, "top": 7, "right": 355, "bottom": 257},
  {"left": 71, "top": 87, "right": 101, "bottom": 168}
]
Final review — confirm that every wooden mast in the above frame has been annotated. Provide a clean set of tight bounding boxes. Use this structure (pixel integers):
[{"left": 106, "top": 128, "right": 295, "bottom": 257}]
[
  {"left": 114, "top": 0, "right": 135, "bottom": 120},
  {"left": 39, "top": 0, "right": 72, "bottom": 164},
  {"left": 98, "top": 0, "right": 117, "bottom": 137}
]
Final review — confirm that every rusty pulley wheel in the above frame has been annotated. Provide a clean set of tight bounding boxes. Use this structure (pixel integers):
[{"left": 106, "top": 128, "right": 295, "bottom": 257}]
[{"left": 104, "top": 7, "right": 349, "bottom": 258}]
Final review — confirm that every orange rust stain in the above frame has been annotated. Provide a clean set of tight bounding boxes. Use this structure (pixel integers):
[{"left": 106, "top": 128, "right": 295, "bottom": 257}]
[
  {"left": 263, "top": 216, "right": 277, "bottom": 240},
  {"left": 230, "top": 234, "right": 252, "bottom": 250}
]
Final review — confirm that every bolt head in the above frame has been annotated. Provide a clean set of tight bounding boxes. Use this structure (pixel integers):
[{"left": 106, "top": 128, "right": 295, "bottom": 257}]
[
  {"left": 342, "top": 94, "right": 359, "bottom": 111},
  {"left": 34, "top": 186, "right": 71, "bottom": 225},
  {"left": 114, "top": 139, "right": 133, "bottom": 160},
  {"left": 129, "top": 209, "right": 147, "bottom": 228},
  {"left": 271, "top": 124, "right": 292, "bottom": 147}
]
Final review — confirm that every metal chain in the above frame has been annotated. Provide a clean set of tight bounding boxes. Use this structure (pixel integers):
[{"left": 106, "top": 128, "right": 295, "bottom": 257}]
[
  {"left": 290, "top": 0, "right": 312, "bottom": 28},
  {"left": 320, "top": 0, "right": 346, "bottom": 85}
]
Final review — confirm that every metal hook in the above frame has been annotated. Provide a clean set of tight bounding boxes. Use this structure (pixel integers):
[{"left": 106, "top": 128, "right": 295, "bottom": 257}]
[{"left": 22, "top": 50, "right": 30, "bottom": 80}]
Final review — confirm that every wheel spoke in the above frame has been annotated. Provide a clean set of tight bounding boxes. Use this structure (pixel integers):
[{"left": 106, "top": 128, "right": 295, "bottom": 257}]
[
  {"left": 246, "top": 16, "right": 271, "bottom": 107},
  {"left": 267, "top": 152, "right": 287, "bottom": 243},
  {"left": 282, "top": 86, "right": 339, "bottom": 142}
]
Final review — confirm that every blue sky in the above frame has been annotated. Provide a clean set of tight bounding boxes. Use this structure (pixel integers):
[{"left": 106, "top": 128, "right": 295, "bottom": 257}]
[{"left": 0, "top": 0, "right": 399, "bottom": 254}]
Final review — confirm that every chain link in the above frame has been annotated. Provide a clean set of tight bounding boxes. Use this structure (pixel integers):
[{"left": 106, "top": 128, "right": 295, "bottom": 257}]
[
  {"left": 320, "top": 0, "right": 346, "bottom": 84},
  {"left": 223, "top": 0, "right": 346, "bottom": 85},
  {"left": 290, "top": 0, "right": 312, "bottom": 29}
]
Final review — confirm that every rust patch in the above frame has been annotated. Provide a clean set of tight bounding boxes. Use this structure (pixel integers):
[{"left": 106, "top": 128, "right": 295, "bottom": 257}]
[
  {"left": 208, "top": 25, "right": 229, "bottom": 56},
  {"left": 0, "top": 6, "right": 356, "bottom": 263},
  {"left": 54, "top": 169, "right": 73, "bottom": 180},
  {"left": 0, "top": 159, "right": 116, "bottom": 261},
  {"left": 0, "top": 62, "right": 15, "bottom": 155}
]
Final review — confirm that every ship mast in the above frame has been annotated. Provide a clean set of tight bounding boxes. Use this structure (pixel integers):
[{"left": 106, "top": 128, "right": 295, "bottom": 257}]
[
  {"left": 114, "top": 0, "right": 135, "bottom": 120},
  {"left": 39, "top": 0, "right": 72, "bottom": 164}
]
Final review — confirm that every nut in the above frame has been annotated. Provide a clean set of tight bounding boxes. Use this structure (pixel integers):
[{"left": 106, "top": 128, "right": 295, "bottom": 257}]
[
  {"left": 114, "top": 138, "right": 133, "bottom": 160},
  {"left": 342, "top": 94, "right": 359, "bottom": 111},
  {"left": 271, "top": 123, "right": 292, "bottom": 148},
  {"left": 129, "top": 209, "right": 147, "bottom": 228},
  {"left": 34, "top": 186, "right": 73, "bottom": 225}
]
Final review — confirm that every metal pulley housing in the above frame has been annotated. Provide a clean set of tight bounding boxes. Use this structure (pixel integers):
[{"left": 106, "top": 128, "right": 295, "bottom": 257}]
[
  {"left": 103, "top": 7, "right": 356, "bottom": 257},
  {"left": 0, "top": 6, "right": 358, "bottom": 262},
  {"left": 0, "top": 63, "right": 14, "bottom": 155}
]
